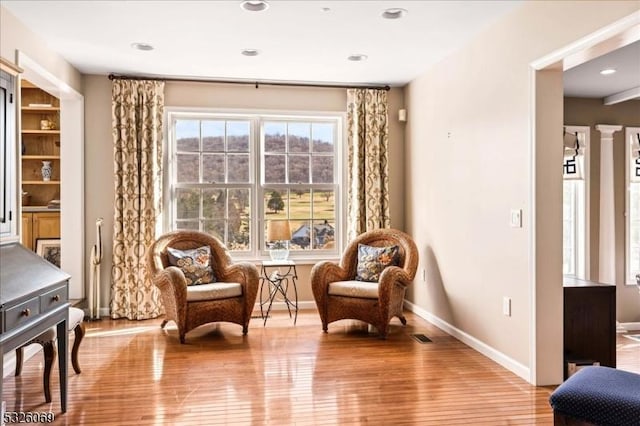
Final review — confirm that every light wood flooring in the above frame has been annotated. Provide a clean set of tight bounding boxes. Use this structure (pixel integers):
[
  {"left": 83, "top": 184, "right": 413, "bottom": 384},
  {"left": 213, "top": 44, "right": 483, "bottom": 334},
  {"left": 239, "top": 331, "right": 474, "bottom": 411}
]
[{"left": 3, "top": 310, "right": 639, "bottom": 425}]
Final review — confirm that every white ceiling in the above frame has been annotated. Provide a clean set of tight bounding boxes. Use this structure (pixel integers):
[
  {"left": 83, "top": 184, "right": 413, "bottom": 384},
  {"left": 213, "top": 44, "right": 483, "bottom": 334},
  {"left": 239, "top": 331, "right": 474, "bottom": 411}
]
[
  {"left": 2, "top": 0, "right": 638, "bottom": 99},
  {"left": 563, "top": 40, "right": 640, "bottom": 102},
  {"left": 2, "top": 0, "right": 521, "bottom": 86}
]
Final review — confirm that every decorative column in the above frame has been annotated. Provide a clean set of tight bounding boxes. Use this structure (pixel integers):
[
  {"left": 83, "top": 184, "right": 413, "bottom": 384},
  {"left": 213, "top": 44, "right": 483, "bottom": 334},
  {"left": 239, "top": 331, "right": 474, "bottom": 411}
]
[{"left": 596, "top": 124, "right": 622, "bottom": 284}]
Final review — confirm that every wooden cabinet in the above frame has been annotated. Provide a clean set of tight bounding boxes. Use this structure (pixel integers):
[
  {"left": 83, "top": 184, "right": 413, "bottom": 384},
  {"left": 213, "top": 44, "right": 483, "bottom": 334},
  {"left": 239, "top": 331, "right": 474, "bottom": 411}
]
[
  {"left": 21, "top": 211, "right": 60, "bottom": 250},
  {"left": 563, "top": 276, "right": 616, "bottom": 379},
  {"left": 20, "top": 80, "right": 61, "bottom": 208},
  {"left": 21, "top": 214, "right": 32, "bottom": 249}
]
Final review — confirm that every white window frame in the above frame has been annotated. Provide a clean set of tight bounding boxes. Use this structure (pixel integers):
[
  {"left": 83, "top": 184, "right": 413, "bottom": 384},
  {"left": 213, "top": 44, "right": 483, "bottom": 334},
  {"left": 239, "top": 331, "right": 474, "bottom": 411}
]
[
  {"left": 563, "top": 125, "right": 590, "bottom": 280},
  {"left": 625, "top": 126, "right": 640, "bottom": 285},
  {"left": 165, "top": 108, "right": 344, "bottom": 261}
]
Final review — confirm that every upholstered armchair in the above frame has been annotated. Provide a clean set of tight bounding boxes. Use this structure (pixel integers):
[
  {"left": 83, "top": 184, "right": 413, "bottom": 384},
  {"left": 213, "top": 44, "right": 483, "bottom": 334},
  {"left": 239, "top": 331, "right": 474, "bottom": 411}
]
[
  {"left": 311, "top": 228, "right": 418, "bottom": 338},
  {"left": 148, "top": 230, "right": 259, "bottom": 343}
]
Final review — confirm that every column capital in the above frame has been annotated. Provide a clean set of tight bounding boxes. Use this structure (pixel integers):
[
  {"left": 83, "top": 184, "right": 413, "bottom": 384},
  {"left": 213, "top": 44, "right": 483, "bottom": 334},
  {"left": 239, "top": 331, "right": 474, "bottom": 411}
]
[{"left": 595, "top": 124, "right": 623, "bottom": 138}]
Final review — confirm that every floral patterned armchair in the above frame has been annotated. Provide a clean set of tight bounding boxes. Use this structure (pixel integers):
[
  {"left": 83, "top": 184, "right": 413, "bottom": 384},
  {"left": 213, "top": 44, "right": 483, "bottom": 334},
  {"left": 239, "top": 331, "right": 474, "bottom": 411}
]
[
  {"left": 311, "top": 228, "right": 418, "bottom": 338},
  {"left": 147, "top": 230, "right": 259, "bottom": 343}
]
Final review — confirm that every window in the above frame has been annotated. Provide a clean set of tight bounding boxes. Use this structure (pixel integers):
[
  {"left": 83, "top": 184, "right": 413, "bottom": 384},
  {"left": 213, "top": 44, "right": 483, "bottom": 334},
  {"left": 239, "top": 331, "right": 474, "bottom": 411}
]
[
  {"left": 563, "top": 180, "right": 585, "bottom": 276},
  {"left": 625, "top": 127, "right": 640, "bottom": 285},
  {"left": 562, "top": 126, "right": 589, "bottom": 278},
  {"left": 0, "top": 69, "right": 17, "bottom": 238},
  {"left": 167, "top": 111, "right": 342, "bottom": 259},
  {"left": 262, "top": 120, "right": 337, "bottom": 252}
]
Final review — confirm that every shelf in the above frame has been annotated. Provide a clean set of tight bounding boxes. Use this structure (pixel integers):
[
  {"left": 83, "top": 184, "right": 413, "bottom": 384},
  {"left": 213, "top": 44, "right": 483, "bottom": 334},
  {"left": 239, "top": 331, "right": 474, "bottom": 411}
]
[
  {"left": 22, "top": 206, "right": 60, "bottom": 212},
  {"left": 22, "top": 155, "right": 61, "bottom": 160},
  {"left": 21, "top": 81, "right": 62, "bottom": 214},
  {"left": 21, "top": 106, "right": 60, "bottom": 113},
  {"left": 22, "top": 181, "right": 61, "bottom": 185},
  {"left": 21, "top": 130, "right": 60, "bottom": 135}
]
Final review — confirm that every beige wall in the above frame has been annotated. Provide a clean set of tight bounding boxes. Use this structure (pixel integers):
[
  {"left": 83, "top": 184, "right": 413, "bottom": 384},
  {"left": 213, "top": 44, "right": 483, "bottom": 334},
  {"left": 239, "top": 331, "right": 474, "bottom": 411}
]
[
  {"left": 0, "top": 6, "right": 82, "bottom": 92},
  {"left": 404, "top": 0, "right": 638, "bottom": 384},
  {"left": 84, "top": 76, "right": 406, "bottom": 308},
  {"left": 564, "top": 97, "right": 640, "bottom": 323}
]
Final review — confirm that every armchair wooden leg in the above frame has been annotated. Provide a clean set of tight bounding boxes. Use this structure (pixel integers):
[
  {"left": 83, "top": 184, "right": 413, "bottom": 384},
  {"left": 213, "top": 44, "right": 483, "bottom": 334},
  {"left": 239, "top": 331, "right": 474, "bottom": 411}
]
[
  {"left": 179, "top": 332, "right": 186, "bottom": 344},
  {"left": 243, "top": 325, "right": 248, "bottom": 335},
  {"left": 14, "top": 347, "right": 24, "bottom": 376},
  {"left": 378, "top": 324, "right": 390, "bottom": 340},
  {"left": 72, "top": 323, "right": 85, "bottom": 374},
  {"left": 399, "top": 315, "right": 407, "bottom": 325},
  {"left": 42, "top": 341, "right": 56, "bottom": 403},
  {"left": 160, "top": 319, "right": 168, "bottom": 329}
]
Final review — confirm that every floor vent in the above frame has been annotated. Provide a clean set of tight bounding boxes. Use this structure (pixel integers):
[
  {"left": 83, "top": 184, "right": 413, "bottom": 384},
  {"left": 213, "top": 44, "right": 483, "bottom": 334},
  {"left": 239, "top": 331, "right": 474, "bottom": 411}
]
[
  {"left": 251, "top": 315, "right": 268, "bottom": 319},
  {"left": 412, "top": 333, "right": 432, "bottom": 344}
]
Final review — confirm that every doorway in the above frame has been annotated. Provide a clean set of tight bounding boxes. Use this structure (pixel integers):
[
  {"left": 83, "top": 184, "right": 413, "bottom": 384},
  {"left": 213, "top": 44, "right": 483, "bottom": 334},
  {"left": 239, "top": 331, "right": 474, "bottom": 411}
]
[
  {"left": 530, "top": 14, "right": 640, "bottom": 385},
  {"left": 17, "top": 51, "right": 85, "bottom": 300}
]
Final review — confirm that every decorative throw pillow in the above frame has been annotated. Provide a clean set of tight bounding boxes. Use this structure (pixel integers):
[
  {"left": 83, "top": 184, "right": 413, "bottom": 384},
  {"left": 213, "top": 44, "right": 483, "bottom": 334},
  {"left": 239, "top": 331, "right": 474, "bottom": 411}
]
[
  {"left": 355, "top": 244, "right": 400, "bottom": 283},
  {"left": 167, "top": 246, "right": 216, "bottom": 286}
]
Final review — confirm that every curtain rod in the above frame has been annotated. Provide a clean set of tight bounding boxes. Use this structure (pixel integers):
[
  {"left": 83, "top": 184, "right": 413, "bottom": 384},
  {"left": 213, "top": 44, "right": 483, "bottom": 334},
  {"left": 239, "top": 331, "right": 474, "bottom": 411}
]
[{"left": 107, "top": 73, "right": 391, "bottom": 91}]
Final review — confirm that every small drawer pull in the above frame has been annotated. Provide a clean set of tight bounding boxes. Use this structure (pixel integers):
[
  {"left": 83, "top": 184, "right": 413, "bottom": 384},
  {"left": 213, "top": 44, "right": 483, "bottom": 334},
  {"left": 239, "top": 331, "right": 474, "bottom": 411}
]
[
  {"left": 21, "top": 308, "right": 31, "bottom": 317},
  {"left": 52, "top": 294, "right": 60, "bottom": 302}
]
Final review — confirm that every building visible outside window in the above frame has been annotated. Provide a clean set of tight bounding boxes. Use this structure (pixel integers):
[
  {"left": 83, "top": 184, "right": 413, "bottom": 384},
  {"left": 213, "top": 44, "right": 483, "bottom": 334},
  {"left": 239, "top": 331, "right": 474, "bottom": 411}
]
[
  {"left": 562, "top": 126, "right": 589, "bottom": 279},
  {"left": 625, "top": 127, "right": 640, "bottom": 285},
  {"left": 166, "top": 111, "right": 342, "bottom": 259}
]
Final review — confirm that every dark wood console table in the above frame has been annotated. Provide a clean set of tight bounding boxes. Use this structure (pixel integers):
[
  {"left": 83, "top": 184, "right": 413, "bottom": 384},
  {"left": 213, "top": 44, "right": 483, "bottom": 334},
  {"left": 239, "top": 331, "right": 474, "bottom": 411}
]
[
  {"left": 563, "top": 276, "right": 616, "bottom": 379},
  {"left": 1, "top": 243, "right": 70, "bottom": 412}
]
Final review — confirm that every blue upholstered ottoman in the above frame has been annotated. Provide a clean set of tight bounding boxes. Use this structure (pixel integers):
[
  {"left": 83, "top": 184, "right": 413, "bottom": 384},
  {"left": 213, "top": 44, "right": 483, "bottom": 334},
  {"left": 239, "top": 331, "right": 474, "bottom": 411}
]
[{"left": 549, "top": 366, "right": 640, "bottom": 426}]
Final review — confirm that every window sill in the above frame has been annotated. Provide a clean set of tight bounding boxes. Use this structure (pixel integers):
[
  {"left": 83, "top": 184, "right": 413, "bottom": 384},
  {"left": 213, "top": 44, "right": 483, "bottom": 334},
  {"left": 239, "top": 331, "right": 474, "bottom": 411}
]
[{"left": 231, "top": 256, "right": 340, "bottom": 266}]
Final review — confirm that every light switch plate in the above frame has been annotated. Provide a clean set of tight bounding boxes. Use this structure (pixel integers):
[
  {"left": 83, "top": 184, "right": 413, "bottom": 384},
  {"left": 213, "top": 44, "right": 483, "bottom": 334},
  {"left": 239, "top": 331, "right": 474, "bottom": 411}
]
[
  {"left": 503, "top": 297, "right": 511, "bottom": 316},
  {"left": 510, "top": 209, "right": 522, "bottom": 228}
]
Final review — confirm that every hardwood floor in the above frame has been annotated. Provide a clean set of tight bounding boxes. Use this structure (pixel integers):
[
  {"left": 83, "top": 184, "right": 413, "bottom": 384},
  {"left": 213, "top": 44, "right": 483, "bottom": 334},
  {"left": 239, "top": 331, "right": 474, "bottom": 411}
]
[
  {"left": 3, "top": 311, "right": 637, "bottom": 425},
  {"left": 617, "top": 330, "right": 640, "bottom": 374}
]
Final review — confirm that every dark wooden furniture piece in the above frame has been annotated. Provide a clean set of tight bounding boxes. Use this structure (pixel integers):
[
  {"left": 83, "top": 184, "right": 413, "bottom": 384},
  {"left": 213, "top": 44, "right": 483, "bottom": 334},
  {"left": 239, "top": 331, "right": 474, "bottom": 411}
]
[
  {"left": 563, "top": 276, "right": 616, "bottom": 379},
  {"left": 0, "top": 242, "right": 70, "bottom": 412}
]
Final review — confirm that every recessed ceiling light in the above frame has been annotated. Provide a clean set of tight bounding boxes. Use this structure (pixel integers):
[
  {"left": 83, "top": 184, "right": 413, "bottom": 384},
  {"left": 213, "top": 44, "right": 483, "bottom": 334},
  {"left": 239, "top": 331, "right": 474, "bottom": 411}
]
[
  {"left": 241, "top": 48, "right": 260, "bottom": 57},
  {"left": 600, "top": 68, "right": 616, "bottom": 75},
  {"left": 240, "top": 1, "right": 269, "bottom": 12},
  {"left": 347, "top": 54, "right": 368, "bottom": 62},
  {"left": 381, "top": 8, "right": 407, "bottom": 19},
  {"left": 131, "top": 42, "right": 154, "bottom": 51},
  {"left": 321, "top": 7, "right": 331, "bottom": 12}
]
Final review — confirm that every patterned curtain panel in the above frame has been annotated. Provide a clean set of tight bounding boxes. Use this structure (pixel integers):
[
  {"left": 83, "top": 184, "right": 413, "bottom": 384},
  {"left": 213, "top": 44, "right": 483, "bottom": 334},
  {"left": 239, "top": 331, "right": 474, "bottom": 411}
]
[
  {"left": 110, "top": 79, "right": 164, "bottom": 320},
  {"left": 346, "top": 88, "right": 390, "bottom": 240}
]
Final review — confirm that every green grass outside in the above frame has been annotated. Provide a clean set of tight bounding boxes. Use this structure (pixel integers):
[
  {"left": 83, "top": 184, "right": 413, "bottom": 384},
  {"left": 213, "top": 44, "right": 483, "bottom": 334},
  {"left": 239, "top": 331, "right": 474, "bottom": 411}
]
[{"left": 265, "top": 190, "right": 334, "bottom": 221}]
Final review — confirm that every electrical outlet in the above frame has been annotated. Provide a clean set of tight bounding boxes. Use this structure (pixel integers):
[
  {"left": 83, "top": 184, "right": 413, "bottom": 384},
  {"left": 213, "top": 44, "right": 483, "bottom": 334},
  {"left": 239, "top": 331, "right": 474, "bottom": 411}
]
[
  {"left": 421, "top": 268, "right": 426, "bottom": 282},
  {"left": 503, "top": 297, "right": 511, "bottom": 317}
]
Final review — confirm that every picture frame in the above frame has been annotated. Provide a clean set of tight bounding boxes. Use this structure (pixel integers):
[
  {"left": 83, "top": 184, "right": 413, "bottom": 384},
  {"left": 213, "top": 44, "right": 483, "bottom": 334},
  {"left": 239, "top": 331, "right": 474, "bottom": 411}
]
[{"left": 36, "top": 238, "right": 61, "bottom": 268}]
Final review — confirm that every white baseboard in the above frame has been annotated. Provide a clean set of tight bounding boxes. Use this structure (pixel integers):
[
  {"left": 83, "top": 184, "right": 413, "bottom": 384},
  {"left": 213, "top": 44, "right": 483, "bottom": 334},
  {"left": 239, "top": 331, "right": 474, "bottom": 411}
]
[
  {"left": 85, "top": 307, "right": 109, "bottom": 319},
  {"left": 253, "top": 300, "right": 315, "bottom": 314},
  {"left": 619, "top": 322, "right": 640, "bottom": 331},
  {"left": 404, "top": 300, "right": 531, "bottom": 382},
  {"left": 94, "top": 303, "right": 316, "bottom": 320},
  {"left": 2, "top": 345, "right": 42, "bottom": 379}
]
